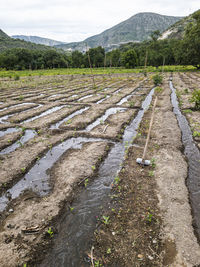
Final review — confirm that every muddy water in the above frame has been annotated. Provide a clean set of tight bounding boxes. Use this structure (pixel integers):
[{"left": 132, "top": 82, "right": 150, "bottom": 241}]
[
  {"left": 170, "top": 81, "right": 200, "bottom": 240},
  {"left": 78, "top": 94, "right": 93, "bottom": 102},
  {"left": 0, "top": 137, "right": 111, "bottom": 212},
  {"left": 21, "top": 105, "right": 68, "bottom": 123},
  {"left": 50, "top": 107, "right": 89, "bottom": 129},
  {"left": 0, "top": 127, "right": 19, "bottom": 138},
  {"left": 84, "top": 107, "right": 127, "bottom": 132},
  {"left": 96, "top": 95, "right": 110, "bottom": 104},
  {"left": 40, "top": 87, "right": 155, "bottom": 267},
  {"left": 0, "top": 129, "right": 36, "bottom": 155}
]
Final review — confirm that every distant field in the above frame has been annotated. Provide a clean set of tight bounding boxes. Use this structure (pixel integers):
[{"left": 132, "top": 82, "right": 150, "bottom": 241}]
[{"left": 0, "top": 65, "right": 197, "bottom": 78}]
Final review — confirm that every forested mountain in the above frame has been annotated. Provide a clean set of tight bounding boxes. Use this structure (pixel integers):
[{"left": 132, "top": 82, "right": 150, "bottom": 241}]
[
  {"left": 0, "top": 29, "right": 9, "bottom": 38},
  {"left": 12, "top": 35, "right": 66, "bottom": 47},
  {"left": 56, "top": 12, "right": 183, "bottom": 51}
]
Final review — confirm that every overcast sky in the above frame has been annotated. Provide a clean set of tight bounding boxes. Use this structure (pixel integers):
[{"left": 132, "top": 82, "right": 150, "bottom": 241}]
[{"left": 0, "top": 0, "right": 199, "bottom": 42}]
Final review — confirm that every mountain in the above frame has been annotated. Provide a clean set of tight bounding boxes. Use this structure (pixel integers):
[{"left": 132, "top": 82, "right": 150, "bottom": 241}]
[
  {"left": 12, "top": 35, "right": 66, "bottom": 47},
  {"left": 0, "top": 29, "right": 9, "bottom": 38},
  {"left": 0, "top": 29, "right": 53, "bottom": 52},
  {"left": 56, "top": 12, "right": 183, "bottom": 51},
  {"left": 159, "top": 10, "right": 198, "bottom": 40}
]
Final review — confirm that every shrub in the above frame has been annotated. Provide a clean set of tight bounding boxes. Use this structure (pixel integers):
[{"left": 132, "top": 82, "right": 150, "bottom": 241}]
[
  {"left": 152, "top": 74, "right": 163, "bottom": 86},
  {"left": 190, "top": 89, "right": 200, "bottom": 110}
]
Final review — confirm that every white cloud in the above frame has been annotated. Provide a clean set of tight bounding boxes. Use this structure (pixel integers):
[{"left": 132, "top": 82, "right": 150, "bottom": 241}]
[{"left": 0, "top": 0, "right": 199, "bottom": 42}]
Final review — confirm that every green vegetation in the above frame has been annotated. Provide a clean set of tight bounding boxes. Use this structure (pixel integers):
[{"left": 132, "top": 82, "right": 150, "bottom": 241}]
[
  {"left": 47, "top": 227, "right": 54, "bottom": 238},
  {"left": 152, "top": 74, "right": 163, "bottom": 85},
  {"left": 190, "top": 89, "right": 200, "bottom": 110},
  {"left": 102, "top": 216, "right": 110, "bottom": 225}
]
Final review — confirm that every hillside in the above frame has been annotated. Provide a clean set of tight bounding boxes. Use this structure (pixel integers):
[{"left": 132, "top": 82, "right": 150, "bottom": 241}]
[
  {"left": 56, "top": 12, "right": 183, "bottom": 51},
  {"left": 12, "top": 35, "right": 66, "bottom": 47},
  {"left": 0, "top": 29, "right": 54, "bottom": 52},
  {"left": 159, "top": 11, "right": 197, "bottom": 40}
]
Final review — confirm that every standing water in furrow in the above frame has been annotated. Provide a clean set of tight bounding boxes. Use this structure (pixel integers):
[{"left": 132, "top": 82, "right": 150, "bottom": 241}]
[
  {"left": 0, "top": 129, "right": 36, "bottom": 155},
  {"left": 0, "top": 137, "right": 110, "bottom": 212},
  {"left": 39, "top": 87, "right": 155, "bottom": 267},
  {"left": 170, "top": 80, "right": 200, "bottom": 239}
]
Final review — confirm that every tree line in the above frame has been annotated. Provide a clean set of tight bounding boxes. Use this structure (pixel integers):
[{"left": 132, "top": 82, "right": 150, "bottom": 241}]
[{"left": 0, "top": 10, "right": 199, "bottom": 71}]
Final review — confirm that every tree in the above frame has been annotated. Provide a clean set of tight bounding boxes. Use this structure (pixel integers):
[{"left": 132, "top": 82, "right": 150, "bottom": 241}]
[
  {"left": 121, "top": 49, "right": 138, "bottom": 68},
  {"left": 181, "top": 10, "right": 200, "bottom": 69}
]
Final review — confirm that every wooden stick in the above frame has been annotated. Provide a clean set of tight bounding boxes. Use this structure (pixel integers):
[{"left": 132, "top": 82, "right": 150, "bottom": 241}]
[{"left": 142, "top": 96, "right": 157, "bottom": 161}]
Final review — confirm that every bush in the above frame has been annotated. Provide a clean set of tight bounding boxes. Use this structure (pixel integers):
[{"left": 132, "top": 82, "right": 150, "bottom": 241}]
[
  {"left": 190, "top": 89, "right": 200, "bottom": 110},
  {"left": 152, "top": 74, "right": 163, "bottom": 85}
]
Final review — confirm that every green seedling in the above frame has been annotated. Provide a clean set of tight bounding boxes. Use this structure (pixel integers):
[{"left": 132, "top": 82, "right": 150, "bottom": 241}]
[
  {"left": 21, "top": 167, "right": 26, "bottom": 173},
  {"left": 102, "top": 215, "right": 110, "bottom": 225},
  {"left": 17, "top": 141, "right": 23, "bottom": 147},
  {"left": 84, "top": 178, "right": 89, "bottom": 187},
  {"left": 155, "top": 86, "right": 163, "bottom": 94},
  {"left": 114, "top": 176, "right": 120, "bottom": 185},
  {"left": 151, "top": 158, "right": 156, "bottom": 168},
  {"left": 193, "top": 131, "right": 200, "bottom": 137},
  {"left": 107, "top": 248, "right": 111, "bottom": 254},
  {"left": 183, "top": 109, "right": 192, "bottom": 113},
  {"left": 69, "top": 206, "right": 74, "bottom": 212},
  {"left": 66, "top": 119, "right": 72, "bottom": 125},
  {"left": 146, "top": 213, "right": 153, "bottom": 223},
  {"left": 148, "top": 170, "right": 154, "bottom": 177},
  {"left": 91, "top": 165, "right": 96, "bottom": 171},
  {"left": 94, "top": 260, "right": 102, "bottom": 267},
  {"left": 47, "top": 227, "right": 54, "bottom": 238}
]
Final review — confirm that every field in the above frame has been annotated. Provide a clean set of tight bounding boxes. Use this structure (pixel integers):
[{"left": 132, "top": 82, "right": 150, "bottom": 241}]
[{"left": 0, "top": 71, "right": 200, "bottom": 266}]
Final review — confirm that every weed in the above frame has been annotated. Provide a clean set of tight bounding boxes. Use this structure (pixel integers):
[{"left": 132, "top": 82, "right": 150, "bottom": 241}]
[
  {"left": 102, "top": 215, "right": 110, "bottom": 225},
  {"left": 184, "top": 88, "right": 189, "bottom": 94},
  {"left": 91, "top": 165, "right": 96, "bottom": 171},
  {"left": 47, "top": 227, "right": 54, "bottom": 238}
]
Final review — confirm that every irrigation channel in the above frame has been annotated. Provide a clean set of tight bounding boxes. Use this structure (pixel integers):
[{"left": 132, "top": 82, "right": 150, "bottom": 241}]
[
  {"left": 39, "top": 87, "right": 155, "bottom": 266},
  {"left": 170, "top": 80, "right": 200, "bottom": 240}
]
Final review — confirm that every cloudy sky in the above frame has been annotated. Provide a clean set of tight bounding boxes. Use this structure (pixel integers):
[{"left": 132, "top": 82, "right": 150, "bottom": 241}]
[{"left": 0, "top": 0, "right": 199, "bottom": 42}]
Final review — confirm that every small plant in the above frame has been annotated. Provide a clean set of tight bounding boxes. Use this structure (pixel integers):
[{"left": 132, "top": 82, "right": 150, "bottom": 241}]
[
  {"left": 91, "top": 165, "right": 96, "bottom": 171},
  {"left": 151, "top": 158, "right": 156, "bottom": 168},
  {"left": 84, "top": 178, "right": 89, "bottom": 187},
  {"left": 148, "top": 170, "right": 154, "bottom": 177},
  {"left": 18, "top": 95, "right": 24, "bottom": 101},
  {"left": 21, "top": 167, "right": 26, "bottom": 173},
  {"left": 146, "top": 213, "right": 153, "bottom": 223},
  {"left": 193, "top": 131, "right": 200, "bottom": 137},
  {"left": 155, "top": 86, "right": 163, "bottom": 94},
  {"left": 114, "top": 176, "right": 120, "bottom": 185},
  {"left": 107, "top": 248, "right": 111, "bottom": 254},
  {"left": 14, "top": 74, "right": 20, "bottom": 81},
  {"left": 102, "top": 215, "right": 110, "bottom": 225},
  {"left": 184, "top": 88, "right": 189, "bottom": 94},
  {"left": 183, "top": 109, "right": 192, "bottom": 113},
  {"left": 152, "top": 74, "right": 163, "bottom": 86},
  {"left": 69, "top": 206, "right": 74, "bottom": 212},
  {"left": 47, "top": 227, "right": 54, "bottom": 238},
  {"left": 190, "top": 89, "right": 200, "bottom": 110},
  {"left": 94, "top": 260, "right": 102, "bottom": 267}
]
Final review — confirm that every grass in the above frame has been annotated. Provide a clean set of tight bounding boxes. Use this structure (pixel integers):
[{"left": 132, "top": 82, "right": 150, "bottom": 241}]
[{"left": 0, "top": 65, "right": 198, "bottom": 78}]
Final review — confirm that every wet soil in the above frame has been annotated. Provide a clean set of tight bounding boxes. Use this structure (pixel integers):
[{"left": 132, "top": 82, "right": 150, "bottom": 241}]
[{"left": 0, "top": 72, "right": 200, "bottom": 266}]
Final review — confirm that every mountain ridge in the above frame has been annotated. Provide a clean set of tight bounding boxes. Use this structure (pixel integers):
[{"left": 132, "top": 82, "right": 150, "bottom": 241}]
[
  {"left": 12, "top": 35, "right": 66, "bottom": 47},
  {"left": 56, "top": 12, "right": 183, "bottom": 51}
]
